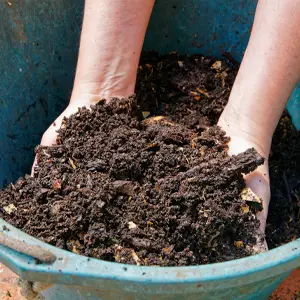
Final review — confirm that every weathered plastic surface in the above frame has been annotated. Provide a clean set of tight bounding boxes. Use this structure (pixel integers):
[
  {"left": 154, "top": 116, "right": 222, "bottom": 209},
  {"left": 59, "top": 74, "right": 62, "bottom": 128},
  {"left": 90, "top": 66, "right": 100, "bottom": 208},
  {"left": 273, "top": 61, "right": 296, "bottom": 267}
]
[
  {"left": 0, "top": 1, "right": 299, "bottom": 299},
  {"left": 0, "top": 220, "right": 299, "bottom": 300}
]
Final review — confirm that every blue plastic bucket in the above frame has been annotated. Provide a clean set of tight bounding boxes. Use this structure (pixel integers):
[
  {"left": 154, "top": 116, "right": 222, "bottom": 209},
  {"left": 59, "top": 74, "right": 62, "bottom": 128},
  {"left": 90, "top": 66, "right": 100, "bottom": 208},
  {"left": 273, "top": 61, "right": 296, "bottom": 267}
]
[{"left": 0, "top": 1, "right": 299, "bottom": 299}]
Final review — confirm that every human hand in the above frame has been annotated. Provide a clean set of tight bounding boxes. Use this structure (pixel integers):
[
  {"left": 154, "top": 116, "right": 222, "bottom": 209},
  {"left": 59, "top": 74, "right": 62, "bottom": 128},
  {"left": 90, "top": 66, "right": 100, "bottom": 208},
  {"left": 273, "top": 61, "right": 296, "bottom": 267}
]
[
  {"left": 218, "top": 112, "right": 270, "bottom": 252},
  {"left": 31, "top": 94, "right": 105, "bottom": 175}
]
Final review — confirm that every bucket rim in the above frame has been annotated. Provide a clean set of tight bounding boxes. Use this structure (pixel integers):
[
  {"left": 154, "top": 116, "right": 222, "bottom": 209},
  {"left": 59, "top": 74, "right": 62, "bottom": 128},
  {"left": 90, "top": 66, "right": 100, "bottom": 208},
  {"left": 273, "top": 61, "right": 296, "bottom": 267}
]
[{"left": 0, "top": 219, "right": 299, "bottom": 285}]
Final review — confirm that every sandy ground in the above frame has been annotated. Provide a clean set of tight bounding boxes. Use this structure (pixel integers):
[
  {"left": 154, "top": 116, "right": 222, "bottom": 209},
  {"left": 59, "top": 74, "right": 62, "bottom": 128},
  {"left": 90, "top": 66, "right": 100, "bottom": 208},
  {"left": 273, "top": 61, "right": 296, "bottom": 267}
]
[
  {"left": 0, "top": 264, "right": 24, "bottom": 300},
  {"left": 0, "top": 263, "right": 299, "bottom": 299}
]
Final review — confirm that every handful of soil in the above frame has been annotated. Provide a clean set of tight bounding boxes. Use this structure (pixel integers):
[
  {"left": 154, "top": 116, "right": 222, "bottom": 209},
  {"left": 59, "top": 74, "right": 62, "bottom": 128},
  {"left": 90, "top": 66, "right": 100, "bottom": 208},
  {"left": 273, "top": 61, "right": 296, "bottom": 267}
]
[{"left": 0, "top": 94, "right": 265, "bottom": 266}]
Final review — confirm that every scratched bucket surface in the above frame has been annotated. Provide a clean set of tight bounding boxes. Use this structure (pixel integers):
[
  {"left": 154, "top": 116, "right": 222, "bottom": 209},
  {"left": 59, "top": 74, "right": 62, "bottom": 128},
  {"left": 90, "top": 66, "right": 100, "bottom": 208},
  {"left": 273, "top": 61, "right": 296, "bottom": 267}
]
[{"left": 0, "top": 1, "right": 299, "bottom": 300}]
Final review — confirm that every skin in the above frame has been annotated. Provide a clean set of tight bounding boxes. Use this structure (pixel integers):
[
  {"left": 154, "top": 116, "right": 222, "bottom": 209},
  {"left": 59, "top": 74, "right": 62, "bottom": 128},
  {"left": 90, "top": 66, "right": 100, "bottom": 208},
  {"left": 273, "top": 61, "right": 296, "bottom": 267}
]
[
  {"left": 40, "top": 0, "right": 155, "bottom": 146},
  {"left": 219, "top": 0, "right": 300, "bottom": 235},
  {"left": 38, "top": 0, "right": 300, "bottom": 247}
]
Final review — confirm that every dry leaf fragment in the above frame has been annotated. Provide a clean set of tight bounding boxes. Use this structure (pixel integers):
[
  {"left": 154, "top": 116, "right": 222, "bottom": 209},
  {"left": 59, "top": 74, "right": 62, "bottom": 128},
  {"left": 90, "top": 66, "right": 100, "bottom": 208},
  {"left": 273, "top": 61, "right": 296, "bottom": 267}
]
[
  {"left": 143, "top": 116, "right": 165, "bottom": 125},
  {"left": 241, "top": 187, "right": 262, "bottom": 204},
  {"left": 131, "top": 250, "right": 141, "bottom": 265},
  {"left": 72, "top": 246, "right": 79, "bottom": 254},
  {"left": 234, "top": 241, "right": 244, "bottom": 248},
  {"left": 3, "top": 204, "right": 17, "bottom": 215},
  {"left": 142, "top": 116, "right": 176, "bottom": 127},
  {"left": 241, "top": 205, "right": 250, "bottom": 214},
  {"left": 211, "top": 60, "right": 223, "bottom": 71},
  {"left": 162, "top": 245, "right": 174, "bottom": 254},
  {"left": 69, "top": 158, "right": 77, "bottom": 169},
  {"left": 142, "top": 111, "right": 150, "bottom": 119}
]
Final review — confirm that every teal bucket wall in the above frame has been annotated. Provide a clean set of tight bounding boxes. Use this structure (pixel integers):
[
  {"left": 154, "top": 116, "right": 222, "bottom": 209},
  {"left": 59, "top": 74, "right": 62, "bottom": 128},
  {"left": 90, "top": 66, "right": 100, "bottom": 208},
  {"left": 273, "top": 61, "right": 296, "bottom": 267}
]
[{"left": 0, "top": 1, "right": 299, "bottom": 299}]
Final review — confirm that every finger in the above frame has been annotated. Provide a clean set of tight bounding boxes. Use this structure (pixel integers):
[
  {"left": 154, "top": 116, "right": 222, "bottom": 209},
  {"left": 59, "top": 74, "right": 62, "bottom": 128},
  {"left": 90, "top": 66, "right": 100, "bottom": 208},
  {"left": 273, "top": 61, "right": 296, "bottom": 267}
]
[
  {"left": 31, "top": 155, "right": 38, "bottom": 177},
  {"left": 244, "top": 163, "right": 270, "bottom": 232}
]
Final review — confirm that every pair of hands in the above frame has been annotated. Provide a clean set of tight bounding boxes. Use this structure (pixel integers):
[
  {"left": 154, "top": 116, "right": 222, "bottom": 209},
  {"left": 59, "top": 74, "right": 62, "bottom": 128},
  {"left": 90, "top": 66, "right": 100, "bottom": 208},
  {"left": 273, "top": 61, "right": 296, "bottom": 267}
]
[
  {"left": 37, "top": 94, "right": 270, "bottom": 247},
  {"left": 36, "top": 0, "right": 300, "bottom": 253}
]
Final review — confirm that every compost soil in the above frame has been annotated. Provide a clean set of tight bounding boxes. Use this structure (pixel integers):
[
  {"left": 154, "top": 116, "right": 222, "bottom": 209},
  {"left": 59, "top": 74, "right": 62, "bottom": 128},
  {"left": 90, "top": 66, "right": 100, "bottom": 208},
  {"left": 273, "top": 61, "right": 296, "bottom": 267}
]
[{"left": 0, "top": 53, "right": 298, "bottom": 266}]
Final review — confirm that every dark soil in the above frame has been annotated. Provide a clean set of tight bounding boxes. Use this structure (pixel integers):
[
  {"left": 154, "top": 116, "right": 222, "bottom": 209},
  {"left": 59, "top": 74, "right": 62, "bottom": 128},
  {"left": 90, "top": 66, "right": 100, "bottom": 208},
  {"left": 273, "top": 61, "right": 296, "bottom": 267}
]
[
  {"left": 266, "top": 112, "right": 300, "bottom": 249},
  {"left": 0, "top": 52, "right": 298, "bottom": 266}
]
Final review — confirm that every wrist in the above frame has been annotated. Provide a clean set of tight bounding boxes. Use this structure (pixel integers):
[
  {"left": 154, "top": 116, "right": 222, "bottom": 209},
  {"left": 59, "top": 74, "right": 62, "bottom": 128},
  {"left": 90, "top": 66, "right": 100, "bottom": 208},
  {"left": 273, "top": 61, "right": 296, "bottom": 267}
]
[
  {"left": 218, "top": 104, "right": 272, "bottom": 159},
  {"left": 70, "top": 78, "right": 135, "bottom": 107}
]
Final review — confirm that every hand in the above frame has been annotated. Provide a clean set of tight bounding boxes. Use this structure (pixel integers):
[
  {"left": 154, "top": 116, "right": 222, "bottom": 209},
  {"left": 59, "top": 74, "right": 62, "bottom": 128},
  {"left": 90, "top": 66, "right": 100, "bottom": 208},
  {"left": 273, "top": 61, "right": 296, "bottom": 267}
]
[
  {"left": 31, "top": 94, "right": 103, "bottom": 175},
  {"left": 218, "top": 114, "right": 270, "bottom": 252}
]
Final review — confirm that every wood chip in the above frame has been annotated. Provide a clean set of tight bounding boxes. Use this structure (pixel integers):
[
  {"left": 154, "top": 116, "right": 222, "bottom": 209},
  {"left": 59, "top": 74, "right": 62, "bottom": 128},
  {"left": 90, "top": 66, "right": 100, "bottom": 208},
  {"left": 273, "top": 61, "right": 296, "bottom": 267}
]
[
  {"left": 69, "top": 158, "right": 77, "bottom": 169},
  {"left": 145, "top": 64, "right": 152, "bottom": 69},
  {"left": 6, "top": 1, "right": 12, "bottom": 6}
]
